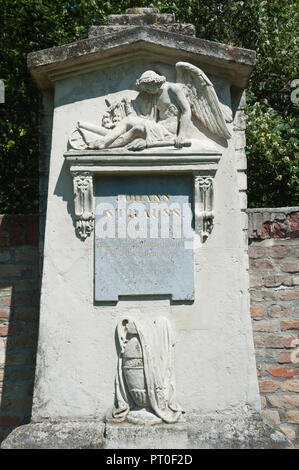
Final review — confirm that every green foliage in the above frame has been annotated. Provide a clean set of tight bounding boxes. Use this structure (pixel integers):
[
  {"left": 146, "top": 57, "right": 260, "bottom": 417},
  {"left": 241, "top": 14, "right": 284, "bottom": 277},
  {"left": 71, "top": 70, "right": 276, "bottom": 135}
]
[{"left": 1, "top": 0, "right": 298, "bottom": 212}]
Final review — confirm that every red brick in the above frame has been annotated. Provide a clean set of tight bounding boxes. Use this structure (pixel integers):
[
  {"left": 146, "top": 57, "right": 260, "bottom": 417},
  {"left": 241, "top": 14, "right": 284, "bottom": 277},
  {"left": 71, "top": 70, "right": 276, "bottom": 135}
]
[
  {"left": 268, "top": 395, "right": 299, "bottom": 409},
  {"left": 262, "top": 410, "right": 280, "bottom": 424},
  {"left": 3, "top": 295, "right": 12, "bottom": 307},
  {"left": 13, "top": 280, "right": 39, "bottom": 292},
  {"left": 273, "top": 221, "right": 287, "bottom": 239},
  {"left": 33, "top": 292, "right": 40, "bottom": 306},
  {"left": 3, "top": 382, "right": 32, "bottom": 397},
  {"left": 259, "top": 380, "right": 279, "bottom": 392},
  {"left": 263, "top": 274, "right": 291, "bottom": 287},
  {"left": 249, "top": 275, "right": 263, "bottom": 288},
  {"left": 0, "top": 322, "right": 9, "bottom": 336},
  {"left": 0, "top": 218, "right": 25, "bottom": 246},
  {"left": 248, "top": 246, "right": 267, "bottom": 259},
  {"left": 289, "top": 212, "right": 299, "bottom": 234},
  {"left": 268, "top": 246, "right": 289, "bottom": 258},
  {"left": 11, "top": 307, "right": 38, "bottom": 321},
  {"left": 261, "top": 222, "right": 271, "bottom": 239},
  {"left": 5, "top": 352, "right": 28, "bottom": 366},
  {"left": 280, "top": 426, "right": 296, "bottom": 441},
  {"left": 14, "top": 247, "right": 38, "bottom": 263},
  {"left": 250, "top": 305, "right": 264, "bottom": 318},
  {"left": 283, "top": 336, "right": 299, "bottom": 348},
  {"left": 29, "top": 351, "right": 37, "bottom": 366},
  {"left": 250, "top": 290, "right": 276, "bottom": 301},
  {"left": 280, "top": 290, "right": 299, "bottom": 300},
  {"left": 252, "top": 319, "right": 278, "bottom": 332},
  {"left": 9, "top": 335, "right": 37, "bottom": 348},
  {"left": 0, "top": 336, "right": 7, "bottom": 348},
  {"left": 254, "top": 336, "right": 263, "bottom": 347},
  {"left": 1, "top": 396, "right": 32, "bottom": 412},
  {"left": 26, "top": 383, "right": 34, "bottom": 397},
  {"left": 264, "top": 335, "right": 298, "bottom": 349},
  {"left": 0, "top": 322, "right": 23, "bottom": 336},
  {"left": 278, "top": 351, "right": 293, "bottom": 363},
  {"left": 291, "top": 349, "right": 299, "bottom": 363},
  {"left": 281, "top": 320, "right": 299, "bottom": 331},
  {"left": 281, "top": 379, "right": 299, "bottom": 392},
  {"left": 0, "top": 309, "right": 10, "bottom": 320},
  {"left": 281, "top": 306, "right": 295, "bottom": 317},
  {"left": 250, "top": 260, "right": 273, "bottom": 271},
  {"left": 0, "top": 265, "right": 22, "bottom": 279},
  {"left": 282, "top": 263, "right": 299, "bottom": 273},
  {"left": 284, "top": 411, "right": 299, "bottom": 424},
  {"left": 0, "top": 416, "right": 21, "bottom": 426},
  {"left": 25, "top": 218, "right": 38, "bottom": 246},
  {"left": 268, "top": 305, "right": 281, "bottom": 318},
  {"left": 10, "top": 292, "right": 32, "bottom": 307},
  {"left": 261, "top": 397, "right": 266, "bottom": 408},
  {"left": 4, "top": 367, "right": 35, "bottom": 381},
  {"left": 266, "top": 365, "right": 297, "bottom": 378}
]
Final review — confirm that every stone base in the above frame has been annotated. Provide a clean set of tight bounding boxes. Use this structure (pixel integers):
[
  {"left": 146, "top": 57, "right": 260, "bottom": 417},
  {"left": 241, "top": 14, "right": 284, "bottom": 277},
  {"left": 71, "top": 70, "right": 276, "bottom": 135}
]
[
  {"left": 1, "top": 409, "right": 291, "bottom": 449},
  {"left": 0, "top": 421, "right": 106, "bottom": 449},
  {"left": 105, "top": 422, "right": 188, "bottom": 449},
  {"left": 187, "top": 408, "right": 291, "bottom": 449}
]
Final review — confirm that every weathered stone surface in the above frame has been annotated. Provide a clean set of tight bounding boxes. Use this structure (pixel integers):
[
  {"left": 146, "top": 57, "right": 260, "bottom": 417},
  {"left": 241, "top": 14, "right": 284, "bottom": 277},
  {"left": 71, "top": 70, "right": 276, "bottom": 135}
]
[
  {"left": 88, "top": 23, "right": 196, "bottom": 38},
  {"left": 105, "top": 421, "right": 188, "bottom": 449},
  {"left": 1, "top": 421, "right": 105, "bottom": 449},
  {"left": 91, "top": 7, "right": 193, "bottom": 36},
  {"left": 108, "top": 12, "right": 176, "bottom": 25},
  {"left": 125, "top": 7, "right": 159, "bottom": 15},
  {"left": 27, "top": 27, "right": 256, "bottom": 90},
  {"left": 247, "top": 207, "right": 299, "bottom": 239},
  {"left": 1, "top": 410, "right": 290, "bottom": 449},
  {"left": 187, "top": 409, "right": 291, "bottom": 449}
]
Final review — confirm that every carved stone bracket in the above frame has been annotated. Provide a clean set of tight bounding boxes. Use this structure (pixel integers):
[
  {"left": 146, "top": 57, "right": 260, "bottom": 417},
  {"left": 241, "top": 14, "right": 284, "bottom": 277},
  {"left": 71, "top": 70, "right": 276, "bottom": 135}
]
[
  {"left": 194, "top": 174, "right": 214, "bottom": 240},
  {"left": 71, "top": 171, "right": 95, "bottom": 240}
]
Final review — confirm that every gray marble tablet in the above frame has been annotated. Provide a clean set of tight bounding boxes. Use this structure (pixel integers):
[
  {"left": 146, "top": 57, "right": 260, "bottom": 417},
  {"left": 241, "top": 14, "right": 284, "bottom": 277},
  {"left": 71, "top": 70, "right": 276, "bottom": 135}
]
[{"left": 94, "top": 174, "right": 194, "bottom": 301}]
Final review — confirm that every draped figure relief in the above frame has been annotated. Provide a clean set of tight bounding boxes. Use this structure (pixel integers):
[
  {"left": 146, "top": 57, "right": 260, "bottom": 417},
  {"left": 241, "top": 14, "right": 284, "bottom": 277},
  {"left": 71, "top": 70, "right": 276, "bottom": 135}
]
[{"left": 106, "top": 316, "right": 184, "bottom": 425}]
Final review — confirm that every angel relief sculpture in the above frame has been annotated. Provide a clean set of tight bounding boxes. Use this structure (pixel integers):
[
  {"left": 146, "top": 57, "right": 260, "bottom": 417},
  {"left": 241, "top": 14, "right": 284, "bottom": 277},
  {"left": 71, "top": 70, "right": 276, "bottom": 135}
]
[{"left": 69, "top": 62, "right": 232, "bottom": 152}]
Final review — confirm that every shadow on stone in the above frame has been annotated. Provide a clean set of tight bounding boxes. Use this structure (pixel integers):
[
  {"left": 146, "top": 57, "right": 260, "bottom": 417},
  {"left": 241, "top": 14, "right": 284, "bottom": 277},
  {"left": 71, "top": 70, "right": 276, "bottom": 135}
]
[{"left": 0, "top": 215, "right": 40, "bottom": 444}]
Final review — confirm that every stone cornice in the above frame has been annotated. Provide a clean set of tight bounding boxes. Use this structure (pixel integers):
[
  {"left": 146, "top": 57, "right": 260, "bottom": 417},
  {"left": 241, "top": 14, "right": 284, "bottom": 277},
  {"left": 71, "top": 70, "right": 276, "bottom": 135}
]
[{"left": 28, "top": 26, "right": 256, "bottom": 90}]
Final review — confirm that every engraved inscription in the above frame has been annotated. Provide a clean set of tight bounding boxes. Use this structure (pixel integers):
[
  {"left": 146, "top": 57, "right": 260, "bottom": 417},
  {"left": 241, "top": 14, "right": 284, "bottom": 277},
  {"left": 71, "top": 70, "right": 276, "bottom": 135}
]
[{"left": 94, "top": 175, "right": 194, "bottom": 301}]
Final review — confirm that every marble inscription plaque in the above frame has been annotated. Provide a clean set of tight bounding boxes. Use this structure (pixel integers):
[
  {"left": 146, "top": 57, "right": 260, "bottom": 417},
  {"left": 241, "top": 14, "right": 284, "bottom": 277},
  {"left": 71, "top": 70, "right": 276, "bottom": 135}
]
[{"left": 94, "top": 175, "right": 194, "bottom": 301}]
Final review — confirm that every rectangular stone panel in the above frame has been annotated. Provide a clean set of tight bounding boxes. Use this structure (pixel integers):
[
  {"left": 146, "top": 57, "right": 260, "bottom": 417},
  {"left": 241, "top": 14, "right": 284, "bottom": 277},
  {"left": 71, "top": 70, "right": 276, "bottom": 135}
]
[{"left": 95, "top": 174, "right": 194, "bottom": 301}]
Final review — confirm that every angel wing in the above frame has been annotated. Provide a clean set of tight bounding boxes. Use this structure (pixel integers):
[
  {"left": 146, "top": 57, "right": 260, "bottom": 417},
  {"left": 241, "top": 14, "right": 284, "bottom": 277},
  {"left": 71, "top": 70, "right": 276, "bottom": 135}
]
[{"left": 175, "top": 62, "right": 232, "bottom": 140}]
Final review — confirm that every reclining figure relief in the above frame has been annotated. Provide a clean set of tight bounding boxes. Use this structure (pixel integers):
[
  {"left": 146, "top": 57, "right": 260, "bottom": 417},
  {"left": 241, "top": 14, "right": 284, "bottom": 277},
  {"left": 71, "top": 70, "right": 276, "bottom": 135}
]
[{"left": 69, "top": 62, "right": 232, "bottom": 151}]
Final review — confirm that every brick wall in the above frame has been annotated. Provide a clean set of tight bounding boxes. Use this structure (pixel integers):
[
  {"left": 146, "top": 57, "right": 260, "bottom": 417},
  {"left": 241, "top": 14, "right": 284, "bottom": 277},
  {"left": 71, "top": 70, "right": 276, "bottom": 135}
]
[
  {"left": 0, "top": 210, "right": 298, "bottom": 446},
  {"left": 0, "top": 215, "right": 39, "bottom": 442},
  {"left": 248, "top": 208, "right": 299, "bottom": 446}
]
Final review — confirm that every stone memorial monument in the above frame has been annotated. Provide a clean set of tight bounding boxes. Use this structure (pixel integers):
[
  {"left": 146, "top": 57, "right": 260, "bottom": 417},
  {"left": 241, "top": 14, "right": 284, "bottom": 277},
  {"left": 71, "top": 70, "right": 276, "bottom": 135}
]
[{"left": 2, "top": 8, "right": 290, "bottom": 449}]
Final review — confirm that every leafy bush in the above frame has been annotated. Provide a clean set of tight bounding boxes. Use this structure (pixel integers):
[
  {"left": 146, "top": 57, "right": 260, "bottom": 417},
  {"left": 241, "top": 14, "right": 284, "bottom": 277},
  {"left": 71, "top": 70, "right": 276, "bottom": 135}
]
[{"left": 0, "top": 0, "right": 298, "bottom": 212}]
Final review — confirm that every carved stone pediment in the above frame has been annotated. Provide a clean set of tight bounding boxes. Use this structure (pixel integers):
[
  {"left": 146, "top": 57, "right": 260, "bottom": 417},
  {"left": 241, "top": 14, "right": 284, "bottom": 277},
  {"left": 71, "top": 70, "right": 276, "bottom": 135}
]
[{"left": 28, "top": 27, "right": 255, "bottom": 91}]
